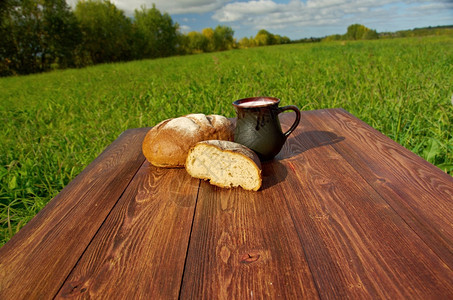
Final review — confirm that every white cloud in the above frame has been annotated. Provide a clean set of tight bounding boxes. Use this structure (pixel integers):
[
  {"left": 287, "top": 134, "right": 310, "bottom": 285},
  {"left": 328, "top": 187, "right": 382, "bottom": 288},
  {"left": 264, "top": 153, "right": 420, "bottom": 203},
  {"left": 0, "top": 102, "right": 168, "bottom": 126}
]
[
  {"left": 113, "top": 0, "right": 232, "bottom": 16},
  {"left": 179, "top": 24, "right": 192, "bottom": 33},
  {"left": 67, "top": 0, "right": 232, "bottom": 15},
  {"left": 212, "top": 0, "right": 453, "bottom": 35},
  {"left": 65, "top": 0, "right": 453, "bottom": 38},
  {"left": 213, "top": 0, "right": 282, "bottom": 22}
]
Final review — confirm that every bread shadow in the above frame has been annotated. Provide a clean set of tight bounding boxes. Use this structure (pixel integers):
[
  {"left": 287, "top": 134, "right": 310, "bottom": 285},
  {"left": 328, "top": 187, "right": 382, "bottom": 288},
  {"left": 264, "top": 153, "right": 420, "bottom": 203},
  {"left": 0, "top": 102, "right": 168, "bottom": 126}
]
[
  {"left": 260, "top": 160, "right": 287, "bottom": 191},
  {"left": 277, "top": 130, "right": 345, "bottom": 160}
]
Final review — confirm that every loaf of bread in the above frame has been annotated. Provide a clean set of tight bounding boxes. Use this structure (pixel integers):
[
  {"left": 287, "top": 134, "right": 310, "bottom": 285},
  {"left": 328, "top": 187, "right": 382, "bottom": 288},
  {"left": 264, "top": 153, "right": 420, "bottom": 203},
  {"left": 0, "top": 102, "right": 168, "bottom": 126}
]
[
  {"left": 185, "top": 140, "right": 262, "bottom": 191},
  {"left": 142, "top": 114, "right": 234, "bottom": 168}
]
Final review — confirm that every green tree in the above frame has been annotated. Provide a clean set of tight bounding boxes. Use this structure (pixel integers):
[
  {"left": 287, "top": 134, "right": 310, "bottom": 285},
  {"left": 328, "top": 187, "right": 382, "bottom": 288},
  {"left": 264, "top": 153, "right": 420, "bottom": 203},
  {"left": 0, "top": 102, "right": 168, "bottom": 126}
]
[
  {"left": 133, "top": 5, "right": 179, "bottom": 59},
  {"left": 213, "top": 25, "right": 235, "bottom": 51},
  {"left": 238, "top": 36, "right": 258, "bottom": 48},
  {"left": 0, "top": 0, "right": 23, "bottom": 75},
  {"left": 362, "top": 29, "right": 379, "bottom": 40},
  {"left": 250, "top": 30, "right": 290, "bottom": 46},
  {"left": 346, "top": 24, "right": 378, "bottom": 40},
  {"left": 185, "top": 31, "right": 208, "bottom": 54},
  {"left": 255, "top": 29, "right": 276, "bottom": 46},
  {"left": 202, "top": 28, "right": 215, "bottom": 52},
  {"left": 0, "top": 0, "right": 81, "bottom": 76},
  {"left": 74, "top": 0, "right": 133, "bottom": 64},
  {"left": 322, "top": 34, "right": 344, "bottom": 42},
  {"left": 278, "top": 35, "right": 291, "bottom": 44},
  {"left": 41, "top": 0, "right": 82, "bottom": 69}
]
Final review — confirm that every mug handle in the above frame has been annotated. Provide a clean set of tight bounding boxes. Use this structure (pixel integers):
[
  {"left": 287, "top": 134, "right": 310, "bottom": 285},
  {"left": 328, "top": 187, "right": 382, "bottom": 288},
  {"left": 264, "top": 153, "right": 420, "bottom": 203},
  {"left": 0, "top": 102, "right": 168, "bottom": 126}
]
[{"left": 278, "top": 105, "right": 301, "bottom": 137}]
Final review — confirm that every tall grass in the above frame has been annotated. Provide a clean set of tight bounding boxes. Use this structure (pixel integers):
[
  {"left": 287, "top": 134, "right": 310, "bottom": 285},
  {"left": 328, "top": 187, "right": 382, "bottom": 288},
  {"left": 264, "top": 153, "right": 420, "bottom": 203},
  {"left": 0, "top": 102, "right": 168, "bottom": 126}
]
[{"left": 1, "top": 35, "right": 452, "bottom": 245}]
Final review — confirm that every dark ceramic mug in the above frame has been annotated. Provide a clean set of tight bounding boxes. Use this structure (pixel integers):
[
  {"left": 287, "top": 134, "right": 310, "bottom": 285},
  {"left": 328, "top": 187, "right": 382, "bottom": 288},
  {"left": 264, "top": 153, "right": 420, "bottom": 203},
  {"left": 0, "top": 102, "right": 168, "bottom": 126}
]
[{"left": 233, "top": 97, "right": 301, "bottom": 161}]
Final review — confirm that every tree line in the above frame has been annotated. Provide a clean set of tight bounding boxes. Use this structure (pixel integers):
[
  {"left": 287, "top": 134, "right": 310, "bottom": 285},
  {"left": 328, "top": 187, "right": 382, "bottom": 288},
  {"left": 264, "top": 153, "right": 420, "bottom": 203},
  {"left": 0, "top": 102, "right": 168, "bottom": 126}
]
[
  {"left": 321, "top": 24, "right": 453, "bottom": 42},
  {"left": 379, "top": 25, "right": 453, "bottom": 39},
  {"left": 0, "top": 0, "right": 291, "bottom": 76},
  {"left": 3, "top": 0, "right": 447, "bottom": 77}
]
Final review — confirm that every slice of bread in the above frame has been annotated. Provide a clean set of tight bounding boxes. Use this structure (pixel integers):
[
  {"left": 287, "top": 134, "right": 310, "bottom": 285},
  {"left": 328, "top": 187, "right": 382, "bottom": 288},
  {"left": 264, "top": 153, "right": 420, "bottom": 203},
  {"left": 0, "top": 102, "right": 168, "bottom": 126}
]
[{"left": 185, "top": 140, "right": 262, "bottom": 191}]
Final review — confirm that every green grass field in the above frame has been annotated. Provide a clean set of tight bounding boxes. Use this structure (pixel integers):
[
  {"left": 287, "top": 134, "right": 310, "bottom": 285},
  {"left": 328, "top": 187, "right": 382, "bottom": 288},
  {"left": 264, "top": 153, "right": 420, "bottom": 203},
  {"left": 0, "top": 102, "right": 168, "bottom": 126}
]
[{"left": 1, "top": 35, "right": 452, "bottom": 246}]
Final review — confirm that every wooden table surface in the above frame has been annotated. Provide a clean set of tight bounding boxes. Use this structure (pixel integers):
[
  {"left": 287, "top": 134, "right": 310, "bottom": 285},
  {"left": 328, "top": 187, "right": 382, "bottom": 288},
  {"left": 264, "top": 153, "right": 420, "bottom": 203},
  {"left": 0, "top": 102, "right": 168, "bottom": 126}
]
[{"left": 1, "top": 108, "right": 452, "bottom": 299}]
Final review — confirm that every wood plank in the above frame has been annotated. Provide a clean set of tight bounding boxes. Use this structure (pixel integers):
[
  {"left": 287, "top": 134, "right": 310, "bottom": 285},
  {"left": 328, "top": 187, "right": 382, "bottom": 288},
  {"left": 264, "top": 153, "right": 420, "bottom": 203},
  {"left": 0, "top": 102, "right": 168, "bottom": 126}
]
[
  {"left": 180, "top": 160, "right": 320, "bottom": 298},
  {"left": 56, "top": 161, "right": 199, "bottom": 299},
  {"left": 1, "top": 109, "right": 450, "bottom": 299},
  {"left": 277, "top": 110, "right": 453, "bottom": 298},
  {"left": 0, "top": 128, "right": 149, "bottom": 299},
  {"left": 307, "top": 108, "right": 453, "bottom": 267}
]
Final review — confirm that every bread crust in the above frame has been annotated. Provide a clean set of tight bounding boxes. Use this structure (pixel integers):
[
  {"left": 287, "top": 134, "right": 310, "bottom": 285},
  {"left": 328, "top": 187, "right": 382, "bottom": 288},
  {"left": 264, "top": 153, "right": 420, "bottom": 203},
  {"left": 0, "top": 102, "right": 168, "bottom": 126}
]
[
  {"left": 142, "top": 114, "right": 234, "bottom": 168},
  {"left": 185, "top": 140, "right": 262, "bottom": 191}
]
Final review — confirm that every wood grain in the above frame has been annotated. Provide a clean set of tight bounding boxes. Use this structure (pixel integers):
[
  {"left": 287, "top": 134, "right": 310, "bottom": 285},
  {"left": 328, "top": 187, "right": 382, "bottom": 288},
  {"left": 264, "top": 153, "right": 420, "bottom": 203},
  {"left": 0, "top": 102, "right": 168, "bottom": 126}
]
[
  {"left": 0, "top": 128, "right": 149, "bottom": 299},
  {"left": 1, "top": 109, "right": 452, "bottom": 299},
  {"left": 180, "top": 161, "right": 319, "bottom": 299},
  {"left": 308, "top": 109, "right": 453, "bottom": 266},
  {"left": 55, "top": 162, "right": 199, "bottom": 299},
  {"left": 277, "top": 109, "right": 453, "bottom": 298}
]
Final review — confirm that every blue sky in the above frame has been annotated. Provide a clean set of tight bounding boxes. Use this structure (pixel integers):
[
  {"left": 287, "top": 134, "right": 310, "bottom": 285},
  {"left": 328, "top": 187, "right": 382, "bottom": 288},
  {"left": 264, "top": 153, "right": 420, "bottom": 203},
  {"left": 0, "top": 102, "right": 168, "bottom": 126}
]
[{"left": 67, "top": 0, "right": 453, "bottom": 39}]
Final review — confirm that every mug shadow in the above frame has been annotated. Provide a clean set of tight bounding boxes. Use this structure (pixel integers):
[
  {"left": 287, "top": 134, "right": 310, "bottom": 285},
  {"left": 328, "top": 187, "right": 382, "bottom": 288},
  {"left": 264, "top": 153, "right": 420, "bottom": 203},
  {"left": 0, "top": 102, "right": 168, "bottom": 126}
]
[
  {"left": 276, "top": 130, "right": 345, "bottom": 161},
  {"left": 260, "top": 130, "right": 344, "bottom": 190}
]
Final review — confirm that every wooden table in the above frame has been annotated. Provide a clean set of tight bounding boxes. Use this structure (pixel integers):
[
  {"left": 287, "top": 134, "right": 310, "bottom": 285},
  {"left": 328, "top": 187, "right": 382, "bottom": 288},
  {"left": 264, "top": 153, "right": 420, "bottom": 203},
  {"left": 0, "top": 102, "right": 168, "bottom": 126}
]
[{"left": 1, "top": 108, "right": 452, "bottom": 299}]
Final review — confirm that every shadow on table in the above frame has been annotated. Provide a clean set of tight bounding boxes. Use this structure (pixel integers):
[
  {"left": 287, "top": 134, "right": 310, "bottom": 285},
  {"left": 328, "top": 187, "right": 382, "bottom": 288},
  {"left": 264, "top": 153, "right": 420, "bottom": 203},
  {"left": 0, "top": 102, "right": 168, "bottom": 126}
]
[
  {"left": 261, "top": 160, "right": 288, "bottom": 190},
  {"left": 277, "top": 130, "right": 345, "bottom": 160},
  {"left": 259, "top": 131, "right": 345, "bottom": 190}
]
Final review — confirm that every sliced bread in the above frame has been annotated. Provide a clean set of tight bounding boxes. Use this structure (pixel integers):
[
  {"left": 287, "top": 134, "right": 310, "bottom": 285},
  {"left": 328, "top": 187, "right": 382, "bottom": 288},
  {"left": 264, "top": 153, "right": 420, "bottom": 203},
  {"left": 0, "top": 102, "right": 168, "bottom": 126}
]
[{"left": 185, "top": 140, "right": 262, "bottom": 191}]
